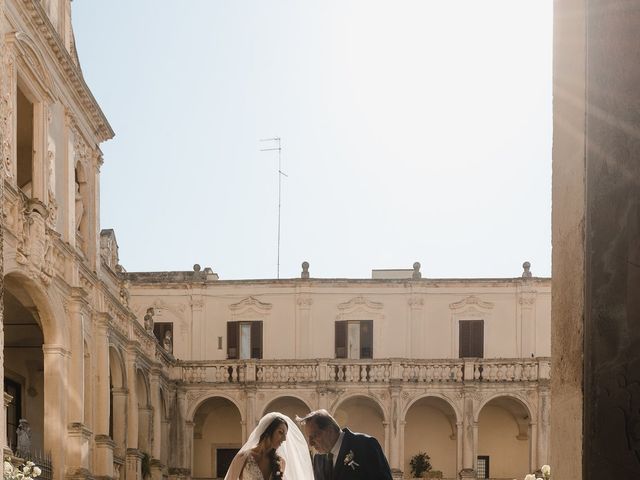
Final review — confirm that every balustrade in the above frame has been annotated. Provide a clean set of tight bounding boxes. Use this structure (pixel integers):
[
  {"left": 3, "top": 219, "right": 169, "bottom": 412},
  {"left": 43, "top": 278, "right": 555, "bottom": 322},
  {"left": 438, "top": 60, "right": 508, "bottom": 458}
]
[{"left": 177, "top": 358, "right": 550, "bottom": 385}]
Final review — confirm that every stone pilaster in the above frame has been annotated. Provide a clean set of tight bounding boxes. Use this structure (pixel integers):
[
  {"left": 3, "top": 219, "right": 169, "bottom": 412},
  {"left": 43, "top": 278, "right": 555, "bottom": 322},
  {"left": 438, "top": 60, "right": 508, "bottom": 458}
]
[
  {"left": 125, "top": 448, "right": 142, "bottom": 480},
  {"left": 94, "top": 435, "right": 115, "bottom": 479},
  {"left": 43, "top": 344, "right": 70, "bottom": 480},
  {"left": 190, "top": 296, "right": 204, "bottom": 360}
]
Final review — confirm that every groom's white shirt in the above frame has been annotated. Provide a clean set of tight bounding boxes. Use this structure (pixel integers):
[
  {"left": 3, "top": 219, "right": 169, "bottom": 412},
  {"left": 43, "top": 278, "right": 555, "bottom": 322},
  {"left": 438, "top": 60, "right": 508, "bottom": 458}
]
[{"left": 330, "top": 431, "right": 345, "bottom": 467}]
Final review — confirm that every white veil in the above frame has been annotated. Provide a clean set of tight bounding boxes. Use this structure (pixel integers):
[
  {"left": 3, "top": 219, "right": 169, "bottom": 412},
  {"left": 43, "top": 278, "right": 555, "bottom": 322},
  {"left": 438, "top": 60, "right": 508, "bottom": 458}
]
[{"left": 224, "top": 412, "right": 313, "bottom": 480}]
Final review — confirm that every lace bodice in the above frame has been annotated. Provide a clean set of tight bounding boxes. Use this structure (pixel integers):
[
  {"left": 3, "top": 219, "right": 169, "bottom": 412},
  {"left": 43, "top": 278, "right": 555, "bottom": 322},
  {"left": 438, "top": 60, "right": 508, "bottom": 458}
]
[{"left": 241, "top": 455, "right": 271, "bottom": 480}]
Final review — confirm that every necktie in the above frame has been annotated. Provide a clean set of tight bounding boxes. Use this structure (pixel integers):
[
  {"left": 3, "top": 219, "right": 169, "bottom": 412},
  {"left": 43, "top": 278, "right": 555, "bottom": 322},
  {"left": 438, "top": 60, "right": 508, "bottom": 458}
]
[{"left": 326, "top": 453, "right": 334, "bottom": 480}]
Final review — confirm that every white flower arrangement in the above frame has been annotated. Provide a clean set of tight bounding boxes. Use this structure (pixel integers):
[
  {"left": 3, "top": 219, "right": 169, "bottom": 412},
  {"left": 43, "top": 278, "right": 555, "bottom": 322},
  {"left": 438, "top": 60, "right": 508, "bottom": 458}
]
[
  {"left": 4, "top": 459, "right": 41, "bottom": 480},
  {"left": 520, "top": 464, "right": 550, "bottom": 480}
]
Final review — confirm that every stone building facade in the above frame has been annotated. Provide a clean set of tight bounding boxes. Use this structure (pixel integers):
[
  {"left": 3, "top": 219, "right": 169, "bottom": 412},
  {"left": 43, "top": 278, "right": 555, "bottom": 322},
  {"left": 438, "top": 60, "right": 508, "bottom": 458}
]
[
  {"left": 126, "top": 268, "right": 550, "bottom": 480},
  {"left": 0, "top": 2, "right": 551, "bottom": 480}
]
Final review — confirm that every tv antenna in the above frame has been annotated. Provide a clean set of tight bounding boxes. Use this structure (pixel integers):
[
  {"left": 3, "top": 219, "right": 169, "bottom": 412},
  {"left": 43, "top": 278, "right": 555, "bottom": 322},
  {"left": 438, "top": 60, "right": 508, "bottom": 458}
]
[{"left": 260, "top": 137, "right": 288, "bottom": 279}]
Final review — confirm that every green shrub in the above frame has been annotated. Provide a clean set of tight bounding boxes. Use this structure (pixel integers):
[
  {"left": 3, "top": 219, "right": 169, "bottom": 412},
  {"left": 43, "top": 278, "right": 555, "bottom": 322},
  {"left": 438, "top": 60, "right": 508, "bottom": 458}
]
[{"left": 409, "top": 452, "right": 432, "bottom": 478}]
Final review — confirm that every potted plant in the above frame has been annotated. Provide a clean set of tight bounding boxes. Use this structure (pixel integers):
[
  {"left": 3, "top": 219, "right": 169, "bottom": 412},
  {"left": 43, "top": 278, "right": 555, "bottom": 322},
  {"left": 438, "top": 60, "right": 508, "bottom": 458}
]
[{"left": 409, "top": 451, "right": 432, "bottom": 479}]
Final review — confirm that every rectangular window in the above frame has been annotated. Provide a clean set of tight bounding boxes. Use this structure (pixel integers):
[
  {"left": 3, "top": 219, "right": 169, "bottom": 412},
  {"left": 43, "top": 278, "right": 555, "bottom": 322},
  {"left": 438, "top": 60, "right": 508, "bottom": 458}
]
[
  {"left": 153, "top": 322, "right": 173, "bottom": 345},
  {"left": 335, "top": 320, "right": 373, "bottom": 359},
  {"left": 227, "top": 321, "right": 263, "bottom": 359},
  {"left": 477, "top": 456, "right": 490, "bottom": 479},
  {"left": 459, "top": 320, "right": 484, "bottom": 358},
  {"left": 16, "top": 87, "right": 34, "bottom": 195}
]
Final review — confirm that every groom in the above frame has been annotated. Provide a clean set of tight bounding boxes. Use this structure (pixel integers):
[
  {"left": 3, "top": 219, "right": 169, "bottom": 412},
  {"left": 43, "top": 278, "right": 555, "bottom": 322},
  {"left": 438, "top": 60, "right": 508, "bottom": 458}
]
[{"left": 300, "top": 409, "right": 393, "bottom": 480}]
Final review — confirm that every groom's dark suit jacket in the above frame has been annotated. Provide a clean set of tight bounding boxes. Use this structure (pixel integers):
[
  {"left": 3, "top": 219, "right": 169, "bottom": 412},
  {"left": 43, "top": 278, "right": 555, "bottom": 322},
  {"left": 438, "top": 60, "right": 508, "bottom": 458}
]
[{"left": 312, "top": 428, "right": 393, "bottom": 480}]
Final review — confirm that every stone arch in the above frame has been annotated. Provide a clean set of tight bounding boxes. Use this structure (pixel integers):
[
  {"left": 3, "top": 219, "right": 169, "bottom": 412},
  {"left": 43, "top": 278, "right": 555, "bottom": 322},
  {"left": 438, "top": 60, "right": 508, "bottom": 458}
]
[
  {"left": 331, "top": 392, "right": 388, "bottom": 421},
  {"left": 332, "top": 394, "right": 386, "bottom": 446},
  {"left": 192, "top": 396, "right": 243, "bottom": 479},
  {"left": 108, "top": 345, "right": 127, "bottom": 389},
  {"left": 476, "top": 394, "right": 533, "bottom": 479},
  {"left": 403, "top": 395, "right": 460, "bottom": 478},
  {"left": 261, "top": 395, "right": 312, "bottom": 420},
  {"left": 403, "top": 393, "right": 461, "bottom": 423},
  {"left": 188, "top": 393, "right": 245, "bottom": 424},
  {"left": 474, "top": 392, "right": 533, "bottom": 424},
  {"left": 4, "top": 270, "right": 69, "bottom": 348}
]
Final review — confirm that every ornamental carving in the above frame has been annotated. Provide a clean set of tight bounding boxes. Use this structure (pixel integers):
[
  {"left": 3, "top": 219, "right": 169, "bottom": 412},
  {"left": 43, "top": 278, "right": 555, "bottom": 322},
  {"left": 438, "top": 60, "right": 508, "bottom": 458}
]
[
  {"left": 408, "top": 296, "right": 424, "bottom": 308},
  {"left": 338, "top": 296, "right": 383, "bottom": 311},
  {"left": 5, "top": 31, "right": 55, "bottom": 100},
  {"left": 229, "top": 296, "right": 273, "bottom": 313},
  {"left": 449, "top": 295, "right": 494, "bottom": 311},
  {"left": 296, "top": 296, "right": 313, "bottom": 308},
  {"left": 0, "top": 49, "right": 14, "bottom": 179}
]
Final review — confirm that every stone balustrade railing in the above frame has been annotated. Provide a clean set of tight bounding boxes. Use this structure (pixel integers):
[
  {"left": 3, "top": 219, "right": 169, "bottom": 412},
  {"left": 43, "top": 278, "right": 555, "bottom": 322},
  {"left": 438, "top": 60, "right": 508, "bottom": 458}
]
[{"left": 176, "top": 357, "right": 550, "bottom": 385}]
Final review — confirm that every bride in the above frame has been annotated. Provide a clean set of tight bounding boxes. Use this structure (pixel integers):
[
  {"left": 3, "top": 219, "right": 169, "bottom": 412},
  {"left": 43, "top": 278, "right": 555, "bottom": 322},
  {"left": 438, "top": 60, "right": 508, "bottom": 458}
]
[{"left": 224, "top": 412, "right": 313, "bottom": 479}]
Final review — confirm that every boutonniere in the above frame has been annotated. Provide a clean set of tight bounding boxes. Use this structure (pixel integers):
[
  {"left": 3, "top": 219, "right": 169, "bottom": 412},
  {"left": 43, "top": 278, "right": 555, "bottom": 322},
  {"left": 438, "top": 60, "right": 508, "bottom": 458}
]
[{"left": 343, "top": 450, "right": 359, "bottom": 470}]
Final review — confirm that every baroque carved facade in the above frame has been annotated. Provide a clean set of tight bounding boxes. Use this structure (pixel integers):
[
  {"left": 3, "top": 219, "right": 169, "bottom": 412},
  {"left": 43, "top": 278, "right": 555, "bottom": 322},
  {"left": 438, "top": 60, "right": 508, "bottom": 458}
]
[{"left": 0, "top": 2, "right": 551, "bottom": 480}]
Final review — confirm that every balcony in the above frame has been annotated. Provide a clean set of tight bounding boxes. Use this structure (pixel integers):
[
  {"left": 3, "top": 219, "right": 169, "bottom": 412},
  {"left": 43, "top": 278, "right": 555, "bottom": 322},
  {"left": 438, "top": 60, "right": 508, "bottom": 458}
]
[{"left": 175, "top": 357, "right": 550, "bottom": 385}]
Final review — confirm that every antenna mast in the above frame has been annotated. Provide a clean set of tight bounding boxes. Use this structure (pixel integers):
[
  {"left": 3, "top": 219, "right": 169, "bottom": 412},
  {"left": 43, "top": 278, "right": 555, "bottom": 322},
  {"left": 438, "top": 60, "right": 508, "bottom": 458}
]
[{"left": 260, "top": 137, "right": 288, "bottom": 279}]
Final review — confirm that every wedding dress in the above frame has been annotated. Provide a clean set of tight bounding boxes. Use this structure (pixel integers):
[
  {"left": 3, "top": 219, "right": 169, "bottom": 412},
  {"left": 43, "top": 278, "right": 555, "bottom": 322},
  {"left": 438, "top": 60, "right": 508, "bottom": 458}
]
[
  {"left": 240, "top": 455, "right": 270, "bottom": 480},
  {"left": 224, "top": 412, "right": 314, "bottom": 480}
]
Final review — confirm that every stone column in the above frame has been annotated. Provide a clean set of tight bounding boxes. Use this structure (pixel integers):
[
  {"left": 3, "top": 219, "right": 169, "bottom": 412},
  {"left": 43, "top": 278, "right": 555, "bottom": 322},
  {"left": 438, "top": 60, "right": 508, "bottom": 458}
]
[
  {"left": 185, "top": 421, "right": 194, "bottom": 478},
  {"left": 150, "top": 372, "right": 162, "bottom": 461},
  {"left": 388, "top": 384, "right": 402, "bottom": 476},
  {"left": 66, "top": 292, "right": 88, "bottom": 422},
  {"left": 459, "top": 390, "right": 476, "bottom": 479},
  {"left": 93, "top": 314, "right": 113, "bottom": 476},
  {"left": 456, "top": 422, "right": 463, "bottom": 474},
  {"left": 94, "top": 314, "right": 111, "bottom": 436},
  {"left": 137, "top": 406, "right": 152, "bottom": 454},
  {"left": 174, "top": 389, "right": 189, "bottom": 471},
  {"left": 551, "top": 0, "right": 586, "bottom": 478},
  {"left": 529, "top": 422, "right": 538, "bottom": 473},
  {"left": 245, "top": 387, "right": 257, "bottom": 433},
  {"left": 112, "top": 388, "right": 128, "bottom": 459},
  {"left": 125, "top": 353, "right": 139, "bottom": 450},
  {"left": 537, "top": 386, "right": 550, "bottom": 468},
  {"left": 383, "top": 421, "right": 390, "bottom": 458},
  {"left": 43, "top": 344, "right": 70, "bottom": 480}
]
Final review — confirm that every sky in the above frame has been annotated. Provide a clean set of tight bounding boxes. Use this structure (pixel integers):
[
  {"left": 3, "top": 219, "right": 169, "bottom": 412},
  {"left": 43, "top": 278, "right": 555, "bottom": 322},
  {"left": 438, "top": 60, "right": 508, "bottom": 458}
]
[{"left": 72, "top": 0, "right": 552, "bottom": 280}]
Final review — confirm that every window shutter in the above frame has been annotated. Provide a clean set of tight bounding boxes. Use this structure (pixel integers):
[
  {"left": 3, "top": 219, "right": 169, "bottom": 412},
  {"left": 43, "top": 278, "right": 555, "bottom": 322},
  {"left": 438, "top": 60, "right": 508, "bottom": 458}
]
[
  {"left": 251, "top": 321, "right": 263, "bottom": 359},
  {"left": 459, "top": 321, "right": 471, "bottom": 358},
  {"left": 472, "top": 320, "right": 484, "bottom": 357},
  {"left": 227, "top": 322, "right": 239, "bottom": 359},
  {"left": 360, "top": 320, "right": 373, "bottom": 359},
  {"left": 335, "top": 321, "right": 347, "bottom": 358}
]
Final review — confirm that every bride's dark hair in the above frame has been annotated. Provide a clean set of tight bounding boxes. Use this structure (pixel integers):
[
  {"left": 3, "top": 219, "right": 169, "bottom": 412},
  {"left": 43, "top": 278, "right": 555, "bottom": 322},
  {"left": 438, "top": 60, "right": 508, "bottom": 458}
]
[{"left": 259, "top": 416, "right": 287, "bottom": 477}]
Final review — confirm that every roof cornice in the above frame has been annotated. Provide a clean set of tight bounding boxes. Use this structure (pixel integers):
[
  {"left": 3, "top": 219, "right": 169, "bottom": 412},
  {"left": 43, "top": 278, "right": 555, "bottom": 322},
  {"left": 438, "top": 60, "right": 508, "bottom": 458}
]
[{"left": 21, "top": 0, "right": 114, "bottom": 142}]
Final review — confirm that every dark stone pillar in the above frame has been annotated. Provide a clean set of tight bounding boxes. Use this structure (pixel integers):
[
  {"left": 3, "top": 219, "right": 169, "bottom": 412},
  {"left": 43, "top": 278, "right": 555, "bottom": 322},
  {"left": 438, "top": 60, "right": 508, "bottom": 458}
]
[{"left": 584, "top": 0, "right": 640, "bottom": 477}]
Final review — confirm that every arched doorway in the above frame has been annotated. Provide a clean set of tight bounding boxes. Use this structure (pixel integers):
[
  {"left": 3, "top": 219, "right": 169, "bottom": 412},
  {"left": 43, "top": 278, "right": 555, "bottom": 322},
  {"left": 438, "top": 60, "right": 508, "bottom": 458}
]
[
  {"left": 477, "top": 396, "right": 531, "bottom": 480},
  {"left": 333, "top": 395, "right": 385, "bottom": 446},
  {"left": 262, "top": 396, "right": 311, "bottom": 421},
  {"left": 403, "top": 396, "right": 458, "bottom": 479},
  {"left": 192, "top": 397, "right": 242, "bottom": 480},
  {"left": 136, "top": 369, "right": 151, "bottom": 454},
  {"left": 3, "top": 287, "right": 45, "bottom": 453}
]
